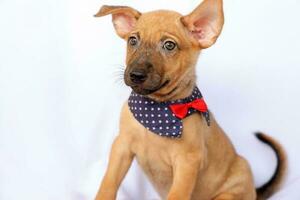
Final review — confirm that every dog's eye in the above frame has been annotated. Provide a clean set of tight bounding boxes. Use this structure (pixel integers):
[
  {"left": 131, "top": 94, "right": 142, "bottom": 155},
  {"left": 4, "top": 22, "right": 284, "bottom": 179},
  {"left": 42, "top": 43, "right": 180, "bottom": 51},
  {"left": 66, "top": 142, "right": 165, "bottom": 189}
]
[
  {"left": 163, "top": 41, "right": 176, "bottom": 51},
  {"left": 128, "top": 36, "right": 138, "bottom": 46}
]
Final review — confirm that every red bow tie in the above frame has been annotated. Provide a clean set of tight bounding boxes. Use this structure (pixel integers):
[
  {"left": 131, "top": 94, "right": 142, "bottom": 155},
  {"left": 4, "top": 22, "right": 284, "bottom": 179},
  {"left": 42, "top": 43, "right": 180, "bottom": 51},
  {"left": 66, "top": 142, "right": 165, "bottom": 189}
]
[{"left": 169, "top": 98, "right": 208, "bottom": 119}]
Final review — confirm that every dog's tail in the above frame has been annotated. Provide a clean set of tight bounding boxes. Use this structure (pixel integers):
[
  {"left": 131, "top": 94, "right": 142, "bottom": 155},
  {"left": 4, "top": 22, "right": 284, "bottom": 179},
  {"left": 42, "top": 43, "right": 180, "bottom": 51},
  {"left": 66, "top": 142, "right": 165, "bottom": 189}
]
[{"left": 255, "top": 132, "right": 287, "bottom": 200}]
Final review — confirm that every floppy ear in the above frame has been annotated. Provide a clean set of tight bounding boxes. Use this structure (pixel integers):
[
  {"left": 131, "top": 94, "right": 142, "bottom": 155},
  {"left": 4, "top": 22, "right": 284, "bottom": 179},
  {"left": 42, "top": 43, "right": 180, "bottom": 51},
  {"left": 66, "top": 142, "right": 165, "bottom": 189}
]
[
  {"left": 181, "top": 0, "right": 224, "bottom": 49},
  {"left": 94, "top": 5, "right": 141, "bottom": 39}
]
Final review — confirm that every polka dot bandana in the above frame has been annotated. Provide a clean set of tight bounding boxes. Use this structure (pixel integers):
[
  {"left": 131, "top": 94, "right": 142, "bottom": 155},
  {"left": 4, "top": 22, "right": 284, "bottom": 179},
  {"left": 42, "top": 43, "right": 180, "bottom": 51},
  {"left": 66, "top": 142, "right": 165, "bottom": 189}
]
[{"left": 128, "top": 86, "right": 210, "bottom": 138}]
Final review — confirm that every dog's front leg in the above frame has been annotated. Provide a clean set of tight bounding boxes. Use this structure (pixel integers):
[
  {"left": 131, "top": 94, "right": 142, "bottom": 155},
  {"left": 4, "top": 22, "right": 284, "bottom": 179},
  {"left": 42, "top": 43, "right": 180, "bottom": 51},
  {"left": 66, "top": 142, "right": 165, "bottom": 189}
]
[
  {"left": 95, "top": 135, "right": 134, "bottom": 200},
  {"left": 167, "top": 152, "right": 201, "bottom": 200}
]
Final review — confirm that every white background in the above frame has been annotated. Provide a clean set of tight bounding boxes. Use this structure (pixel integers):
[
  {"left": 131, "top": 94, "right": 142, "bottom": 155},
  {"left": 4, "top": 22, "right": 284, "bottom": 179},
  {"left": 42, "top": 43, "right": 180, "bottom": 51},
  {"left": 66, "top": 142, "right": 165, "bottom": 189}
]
[{"left": 0, "top": 0, "right": 300, "bottom": 199}]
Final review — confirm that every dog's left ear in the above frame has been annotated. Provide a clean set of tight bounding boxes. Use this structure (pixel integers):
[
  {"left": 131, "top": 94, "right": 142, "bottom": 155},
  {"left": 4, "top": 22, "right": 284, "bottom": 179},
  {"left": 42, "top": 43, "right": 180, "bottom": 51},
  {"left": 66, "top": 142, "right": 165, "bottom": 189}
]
[
  {"left": 95, "top": 5, "right": 141, "bottom": 39},
  {"left": 181, "top": 0, "right": 224, "bottom": 49}
]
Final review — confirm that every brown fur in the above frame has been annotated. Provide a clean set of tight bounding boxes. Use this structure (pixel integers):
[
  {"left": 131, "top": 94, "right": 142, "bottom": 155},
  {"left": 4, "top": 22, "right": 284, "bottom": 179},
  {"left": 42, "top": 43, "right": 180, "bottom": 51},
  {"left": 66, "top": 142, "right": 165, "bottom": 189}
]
[{"left": 94, "top": 0, "right": 287, "bottom": 199}]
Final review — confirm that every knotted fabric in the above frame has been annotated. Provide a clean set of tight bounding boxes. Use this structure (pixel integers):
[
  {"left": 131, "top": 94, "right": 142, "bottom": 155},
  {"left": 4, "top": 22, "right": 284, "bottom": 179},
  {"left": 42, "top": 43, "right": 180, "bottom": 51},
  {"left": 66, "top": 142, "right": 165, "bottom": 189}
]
[{"left": 128, "top": 86, "right": 210, "bottom": 138}]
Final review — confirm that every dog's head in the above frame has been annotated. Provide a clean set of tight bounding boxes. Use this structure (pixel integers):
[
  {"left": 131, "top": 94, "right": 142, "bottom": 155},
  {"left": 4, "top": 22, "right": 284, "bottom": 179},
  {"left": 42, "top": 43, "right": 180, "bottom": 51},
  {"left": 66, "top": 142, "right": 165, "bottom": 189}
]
[{"left": 95, "top": 0, "right": 224, "bottom": 101}]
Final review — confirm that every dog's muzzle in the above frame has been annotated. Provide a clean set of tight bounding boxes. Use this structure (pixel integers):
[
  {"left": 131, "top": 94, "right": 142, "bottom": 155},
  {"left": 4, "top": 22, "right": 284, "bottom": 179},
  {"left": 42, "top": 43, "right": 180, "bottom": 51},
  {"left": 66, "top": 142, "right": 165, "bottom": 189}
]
[{"left": 129, "top": 69, "right": 148, "bottom": 84}]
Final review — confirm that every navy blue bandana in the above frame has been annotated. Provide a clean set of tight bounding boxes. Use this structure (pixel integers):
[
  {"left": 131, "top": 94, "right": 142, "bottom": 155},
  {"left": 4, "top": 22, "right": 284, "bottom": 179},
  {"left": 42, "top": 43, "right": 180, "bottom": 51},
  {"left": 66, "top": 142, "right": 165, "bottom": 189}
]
[{"left": 128, "top": 87, "right": 210, "bottom": 138}]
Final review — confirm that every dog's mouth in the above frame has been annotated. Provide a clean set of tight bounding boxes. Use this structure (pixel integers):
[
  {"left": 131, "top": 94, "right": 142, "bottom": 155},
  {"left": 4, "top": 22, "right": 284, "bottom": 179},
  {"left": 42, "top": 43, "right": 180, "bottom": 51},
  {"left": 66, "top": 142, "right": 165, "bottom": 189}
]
[{"left": 131, "top": 80, "right": 170, "bottom": 95}]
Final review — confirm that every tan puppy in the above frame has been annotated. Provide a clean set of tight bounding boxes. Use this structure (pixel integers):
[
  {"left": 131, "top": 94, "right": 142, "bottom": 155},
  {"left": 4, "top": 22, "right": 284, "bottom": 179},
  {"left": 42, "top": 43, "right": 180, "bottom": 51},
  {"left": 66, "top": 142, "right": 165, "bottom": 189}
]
[{"left": 94, "top": 0, "right": 287, "bottom": 199}]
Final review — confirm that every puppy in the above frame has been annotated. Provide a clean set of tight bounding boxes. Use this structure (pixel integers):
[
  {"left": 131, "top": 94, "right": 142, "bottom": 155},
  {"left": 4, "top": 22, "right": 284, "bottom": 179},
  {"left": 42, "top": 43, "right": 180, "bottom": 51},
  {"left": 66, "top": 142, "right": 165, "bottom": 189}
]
[{"left": 94, "top": 0, "right": 287, "bottom": 199}]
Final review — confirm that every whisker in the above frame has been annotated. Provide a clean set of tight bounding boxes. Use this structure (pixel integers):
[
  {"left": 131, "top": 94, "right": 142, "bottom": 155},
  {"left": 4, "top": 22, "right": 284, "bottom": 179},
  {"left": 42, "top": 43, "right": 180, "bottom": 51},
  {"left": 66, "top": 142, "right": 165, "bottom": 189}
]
[{"left": 110, "top": 64, "right": 126, "bottom": 86}]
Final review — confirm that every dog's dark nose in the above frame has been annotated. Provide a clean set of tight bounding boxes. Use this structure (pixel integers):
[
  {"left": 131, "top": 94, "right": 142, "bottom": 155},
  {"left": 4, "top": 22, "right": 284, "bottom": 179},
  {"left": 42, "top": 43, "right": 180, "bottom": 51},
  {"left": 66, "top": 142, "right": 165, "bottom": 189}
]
[{"left": 130, "top": 70, "right": 148, "bottom": 84}]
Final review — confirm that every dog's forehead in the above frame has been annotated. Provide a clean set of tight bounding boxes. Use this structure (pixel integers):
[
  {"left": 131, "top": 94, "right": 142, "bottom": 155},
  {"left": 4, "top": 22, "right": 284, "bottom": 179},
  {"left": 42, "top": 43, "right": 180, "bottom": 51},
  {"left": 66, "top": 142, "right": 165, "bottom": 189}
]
[{"left": 135, "top": 10, "right": 186, "bottom": 39}]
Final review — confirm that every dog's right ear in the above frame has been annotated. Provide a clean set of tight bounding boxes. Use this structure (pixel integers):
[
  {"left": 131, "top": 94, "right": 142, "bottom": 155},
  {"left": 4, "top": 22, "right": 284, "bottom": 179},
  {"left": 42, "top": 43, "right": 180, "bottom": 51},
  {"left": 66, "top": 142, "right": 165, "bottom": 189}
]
[
  {"left": 94, "top": 5, "right": 141, "bottom": 39},
  {"left": 181, "top": 0, "right": 224, "bottom": 49}
]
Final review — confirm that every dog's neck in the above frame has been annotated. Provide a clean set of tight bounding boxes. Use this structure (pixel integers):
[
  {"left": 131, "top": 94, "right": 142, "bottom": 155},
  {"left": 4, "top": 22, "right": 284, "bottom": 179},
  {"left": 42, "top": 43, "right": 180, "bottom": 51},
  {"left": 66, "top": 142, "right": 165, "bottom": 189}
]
[
  {"left": 148, "top": 77, "right": 196, "bottom": 102},
  {"left": 128, "top": 85, "right": 210, "bottom": 138}
]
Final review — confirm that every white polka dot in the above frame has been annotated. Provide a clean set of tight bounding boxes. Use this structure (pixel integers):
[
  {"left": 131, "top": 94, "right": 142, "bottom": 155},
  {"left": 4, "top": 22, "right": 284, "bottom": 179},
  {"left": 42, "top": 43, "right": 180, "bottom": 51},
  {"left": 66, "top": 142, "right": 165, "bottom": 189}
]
[
  {"left": 135, "top": 114, "right": 137, "bottom": 117},
  {"left": 135, "top": 101, "right": 137, "bottom": 103},
  {"left": 151, "top": 114, "right": 154, "bottom": 117},
  {"left": 141, "top": 120, "right": 144, "bottom": 123},
  {"left": 166, "top": 133, "right": 169, "bottom": 135},
  {"left": 165, "top": 114, "right": 168, "bottom": 117},
  {"left": 146, "top": 120, "right": 149, "bottom": 123},
  {"left": 158, "top": 114, "right": 161, "bottom": 117},
  {"left": 139, "top": 101, "right": 142, "bottom": 103},
  {"left": 166, "top": 120, "right": 169, "bottom": 123},
  {"left": 139, "top": 107, "right": 142, "bottom": 110},
  {"left": 166, "top": 127, "right": 169, "bottom": 129},
  {"left": 152, "top": 120, "right": 155, "bottom": 124},
  {"left": 145, "top": 107, "right": 148, "bottom": 110},
  {"left": 159, "top": 127, "right": 162, "bottom": 130},
  {"left": 172, "top": 132, "right": 176, "bottom": 135},
  {"left": 172, "top": 120, "right": 176, "bottom": 123},
  {"left": 151, "top": 108, "right": 154, "bottom": 111},
  {"left": 151, "top": 101, "right": 154, "bottom": 104},
  {"left": 145, "top": 114, "right": 148, "bottom": 117},
  {"left": 139, "top": 114, "right": 142, "bottom": 117},
  {"left": 173, "top": 126, "right": 176, "bottom": 129},
  {"left": 159, "top": 120, "right": 162, "bottom": 123},
  {"left": 145, "top": 101, "right": 148, "bottom": 104},
  {"left": 157, "top": 108, "right": 160, "bottom": 111},
  {"left": 153, "top": 127, "right": 156, "bottom": 130},
  {"left": 165, "top": 108, "right": 168, "bottom": 110}
]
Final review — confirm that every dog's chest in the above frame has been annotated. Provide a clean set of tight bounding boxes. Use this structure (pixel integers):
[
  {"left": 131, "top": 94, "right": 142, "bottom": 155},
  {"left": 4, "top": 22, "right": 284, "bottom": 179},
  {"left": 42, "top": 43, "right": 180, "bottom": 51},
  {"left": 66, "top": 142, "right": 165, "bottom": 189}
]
[
  {"left": 122, "top": 103, "right": 206, "bottom": 198},
  {"left": 133, "top": 131, "right": 175, "bottom": 197}
]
